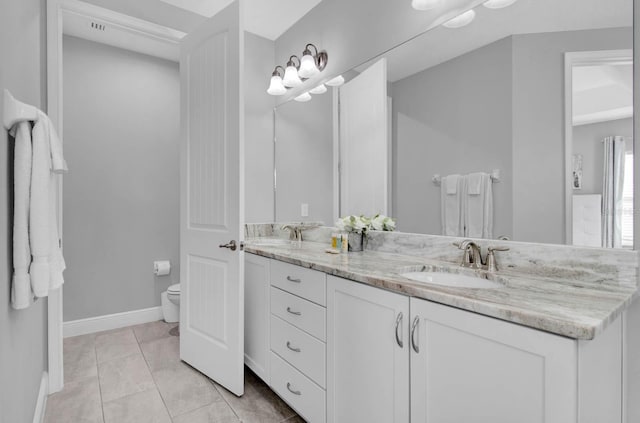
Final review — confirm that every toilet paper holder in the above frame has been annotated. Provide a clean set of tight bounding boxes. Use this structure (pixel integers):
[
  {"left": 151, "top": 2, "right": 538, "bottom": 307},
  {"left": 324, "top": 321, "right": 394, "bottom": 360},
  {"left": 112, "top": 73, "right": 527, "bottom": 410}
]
[{"left": 153, "top": 260, "right": 171, "bottom": 276}]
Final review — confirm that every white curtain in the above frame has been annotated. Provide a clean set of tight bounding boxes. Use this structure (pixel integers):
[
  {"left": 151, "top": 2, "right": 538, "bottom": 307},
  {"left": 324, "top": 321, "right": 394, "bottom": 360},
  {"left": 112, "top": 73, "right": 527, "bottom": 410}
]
[{"left": 602, "top": 136, "right": 625, "bottom": 248}]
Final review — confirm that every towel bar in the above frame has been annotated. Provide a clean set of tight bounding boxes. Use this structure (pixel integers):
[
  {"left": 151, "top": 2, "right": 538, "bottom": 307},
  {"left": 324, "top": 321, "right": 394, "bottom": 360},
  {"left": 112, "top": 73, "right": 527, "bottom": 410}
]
[
  {"left": 432, "top": 169, "right": 500, "bottom": 185},
  {"left": 3, "top": 89, "right": 39, "bottom": 130}
]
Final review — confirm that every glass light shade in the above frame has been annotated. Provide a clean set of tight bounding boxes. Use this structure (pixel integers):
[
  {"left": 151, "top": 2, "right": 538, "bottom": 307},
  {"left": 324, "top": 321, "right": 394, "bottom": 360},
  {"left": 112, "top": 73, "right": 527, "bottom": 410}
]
[
  {"left": 411, "top": 0, "right": 440, "bottom": 10},
  {"left": 294, "top": 92, "right": 312, "bottom": 102},
  {"left": 325, "top": 75, "right": 345, "bottom": 87},
  {"left": 443, "top": 10, "right": 476, "bottom": 28},
  {"left": 283, "top": 65, "right": 302, "bottom": 88},
  {"left": 309, "top": 84, "right": 327, "bottom": 94},
  {"left": 483, "top": 0, "right": 517, "bottom": 8},
  {"left": 298, "top": 53, "right": 320, "bottom": 78},
  {"left": 266, "top": 75, "right": 287, "bottom": 95}
]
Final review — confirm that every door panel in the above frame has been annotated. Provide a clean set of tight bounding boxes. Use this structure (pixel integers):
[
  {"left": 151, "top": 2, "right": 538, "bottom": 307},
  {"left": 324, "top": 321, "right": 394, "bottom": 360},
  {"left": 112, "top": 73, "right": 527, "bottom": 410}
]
[{"left": 179, "top": 0, "right": 245, "bottom": 396}]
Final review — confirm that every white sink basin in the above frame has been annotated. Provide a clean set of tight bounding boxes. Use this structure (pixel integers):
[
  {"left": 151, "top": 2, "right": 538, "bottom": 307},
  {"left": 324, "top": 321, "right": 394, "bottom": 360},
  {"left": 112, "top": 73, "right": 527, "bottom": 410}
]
[
  {"left": 248, "top": 238, "right": 290, "bottom": 246},
  {"left": 400, "top": 271, "right": 503, "bottom": 289}
]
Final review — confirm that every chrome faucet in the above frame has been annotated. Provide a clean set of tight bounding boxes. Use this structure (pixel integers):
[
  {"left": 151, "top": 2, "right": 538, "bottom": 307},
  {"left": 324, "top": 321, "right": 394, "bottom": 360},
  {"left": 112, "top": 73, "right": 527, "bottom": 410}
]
[
  {"left": 454, "top": 240, "right": 510, "bottom": 271},
  {"left": 282, "top": 224, "right": 303, "bottom": 241},
  {"left": 454, "top": 240, "right": 484, "bottom": 269}
]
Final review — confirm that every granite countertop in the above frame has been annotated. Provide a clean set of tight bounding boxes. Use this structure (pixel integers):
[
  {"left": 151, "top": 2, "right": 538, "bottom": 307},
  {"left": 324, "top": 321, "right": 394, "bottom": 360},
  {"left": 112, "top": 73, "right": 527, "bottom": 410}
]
[{"left": 245, "top": 239, "right": 639, "bottom": 340}]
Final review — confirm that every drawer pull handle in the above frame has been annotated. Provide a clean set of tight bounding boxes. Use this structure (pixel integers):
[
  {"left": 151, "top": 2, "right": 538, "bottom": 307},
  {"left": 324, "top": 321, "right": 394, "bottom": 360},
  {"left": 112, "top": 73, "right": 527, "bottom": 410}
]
[
  {"left": 411, "top": 316, "right": 420, "bottom": 353},
  {"left": 287, "top": 382, "right": 302, "bottom": 396},
  {"left": 395, "top": 312, "right": 404, "bottom": 348},
  {"left": 286, "top": 307, "right": 302, "bottom": 316},
  {"left": 286, "top": 341, "right": 301, "bottom": 352},
  {"left": 286, "top": 276, "right": 301, "bottom": 283}
]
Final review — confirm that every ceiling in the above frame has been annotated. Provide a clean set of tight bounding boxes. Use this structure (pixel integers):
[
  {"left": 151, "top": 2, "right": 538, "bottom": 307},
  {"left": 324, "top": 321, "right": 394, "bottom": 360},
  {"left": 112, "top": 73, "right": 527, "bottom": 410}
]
[
  {"left": 573, "top": 64, "right": 633, "bottom": 126},
  {"left": 373, "top": 0, "right": 632, "bottom": 82},
  {"left": 158, "top": 0, "right": 323, "bottom": 40}
]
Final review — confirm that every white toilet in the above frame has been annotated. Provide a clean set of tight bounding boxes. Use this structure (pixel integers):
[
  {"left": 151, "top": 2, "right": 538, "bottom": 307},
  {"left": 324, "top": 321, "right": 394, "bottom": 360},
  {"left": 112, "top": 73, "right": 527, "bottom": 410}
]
[{"left": 161, "top": 284, "right": 180, "bottom": 323}]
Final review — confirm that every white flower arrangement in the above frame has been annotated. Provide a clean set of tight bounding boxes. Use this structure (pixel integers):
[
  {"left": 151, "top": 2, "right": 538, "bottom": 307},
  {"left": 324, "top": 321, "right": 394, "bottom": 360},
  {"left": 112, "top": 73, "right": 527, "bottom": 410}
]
[{"left": 335, "top": 214, "right": 396, "bottom": 234}]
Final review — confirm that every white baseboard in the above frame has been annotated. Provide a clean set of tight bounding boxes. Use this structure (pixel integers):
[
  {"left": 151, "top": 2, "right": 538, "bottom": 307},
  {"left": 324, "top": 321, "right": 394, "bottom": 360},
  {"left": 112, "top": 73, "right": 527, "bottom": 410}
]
[
  {"left": 64, "top": 306, "right": 164, "bottom": 338},
  {"left": 33, "top": 371, "right": 48, "bottom": 423}
]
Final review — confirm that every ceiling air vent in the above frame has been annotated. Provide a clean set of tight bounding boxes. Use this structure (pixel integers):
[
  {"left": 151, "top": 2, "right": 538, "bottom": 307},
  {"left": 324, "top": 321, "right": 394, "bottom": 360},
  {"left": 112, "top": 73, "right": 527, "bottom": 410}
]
[{"left": 89, "top": 21, "right": 106, "bottom": 31}]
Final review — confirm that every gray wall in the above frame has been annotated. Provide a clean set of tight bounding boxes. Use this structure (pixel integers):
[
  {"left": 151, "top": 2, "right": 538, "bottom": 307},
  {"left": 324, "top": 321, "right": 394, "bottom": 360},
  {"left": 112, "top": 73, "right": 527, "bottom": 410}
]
[
  {"left": 0, "top": 0, "right": 48, "bottom": 421},
  {"left": 245, "top": 33, "right": 276, "bottom": 223},
  {"left": 573, "top": 118, "right": 633, "bottom": 194},
  {"left": 275, "top": 91, "right": 334, "bottom": 225},
  {"left": 392, "top": 36, "right": 513, "bottom": 237},
  {"left": 62, "top": 36, "right": 179, "bottom": 321},
  {"left": 511, "top": 27, "right": 632, "bottom": 244}
]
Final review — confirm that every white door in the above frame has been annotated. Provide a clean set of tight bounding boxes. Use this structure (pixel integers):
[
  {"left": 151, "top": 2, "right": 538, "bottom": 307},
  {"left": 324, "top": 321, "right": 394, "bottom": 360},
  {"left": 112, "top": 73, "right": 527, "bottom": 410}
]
[
  {"left": 179, "top": 0, "right": 245, "bottom": 396},
  {"left": 409, "top": 298, "right": 577, "bottom": 423},
  {"left": 338, "top": 58, "right": 388, "bottom": 217},
  {"left": 326, "top": 276, "right": 409, "bottom": 423}
]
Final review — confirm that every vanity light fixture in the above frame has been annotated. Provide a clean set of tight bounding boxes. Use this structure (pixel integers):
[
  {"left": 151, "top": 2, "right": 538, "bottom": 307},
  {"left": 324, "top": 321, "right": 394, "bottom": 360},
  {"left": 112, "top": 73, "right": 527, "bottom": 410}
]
[
  {"left": 325, "top": 75, "right": 345, "bottom": 87},
  {"left": 442, "top": 9, "right": 476, "bottom": 28},
  {"left": 309, "top": 84, "right": 327, "bottom": 94},
  {"left": 294, "top": 92, "right": 312, "bottom": 102},
  {"left": 298, "top": 44, "right": 328, "bottom": 79},
  {"left": 266, "top": 66, "right": 287, "bottom": 95},
  {"left": 283, "top": 55, "right": 303, "bottom": 88},
  {"left": 411, "top": 0, "right": 441, "bottom": 10},
  {"left": 483, "top": 0, "right": 517, "bottom": 9}
]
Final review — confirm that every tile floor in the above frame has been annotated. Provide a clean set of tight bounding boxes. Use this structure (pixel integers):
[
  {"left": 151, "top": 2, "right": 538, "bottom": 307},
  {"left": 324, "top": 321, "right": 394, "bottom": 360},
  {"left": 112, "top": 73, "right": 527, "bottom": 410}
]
[{"left": 45, "top": 321, "right": 303, "bottom": 423}]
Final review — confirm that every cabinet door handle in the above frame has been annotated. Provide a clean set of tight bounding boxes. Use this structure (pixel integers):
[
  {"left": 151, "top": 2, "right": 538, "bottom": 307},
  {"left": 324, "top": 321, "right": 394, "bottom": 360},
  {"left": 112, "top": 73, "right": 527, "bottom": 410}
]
[
  {"left": 286, "top": 341, "right": 301, "bottom": 353},
  {"left": 411, "top": 316, "right": 420, "bottom": 353},
  {"left": 286, "top": 276, "right": 301, "bottom": 283},
  {"left": 286, "top": 307, "right": 302, "bottom": 316},
  {"left": 287, "top": 382, "right": 302, "bottom": 395},
  {"left": 395, "top": 312, "right": 404, "bottom": 348}
]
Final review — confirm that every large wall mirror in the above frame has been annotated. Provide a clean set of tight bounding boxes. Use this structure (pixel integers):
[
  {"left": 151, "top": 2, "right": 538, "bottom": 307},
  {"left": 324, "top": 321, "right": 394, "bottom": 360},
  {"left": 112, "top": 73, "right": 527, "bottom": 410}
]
[{"left": 274, "top": 0, "right": 633, "bottom": 249}]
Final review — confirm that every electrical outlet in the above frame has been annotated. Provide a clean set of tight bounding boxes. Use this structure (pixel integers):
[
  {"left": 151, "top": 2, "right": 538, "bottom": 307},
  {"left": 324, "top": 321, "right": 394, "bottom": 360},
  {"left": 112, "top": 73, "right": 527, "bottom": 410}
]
[{"left": 301, "top": 203, "right": 309, "bottom": 217}]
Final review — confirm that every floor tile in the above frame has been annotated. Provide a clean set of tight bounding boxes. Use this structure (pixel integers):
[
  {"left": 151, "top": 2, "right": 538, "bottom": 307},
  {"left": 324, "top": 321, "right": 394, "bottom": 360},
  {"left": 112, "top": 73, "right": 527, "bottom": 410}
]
[
  {"left": 215, "top": 380, "right": 296, "bottom": 423},
  {"left": 154, "top": 362, "right": 222, "bottom": 417},
  {"left": 132, "top": 320, "right": 177, "bottom": 344},
  {"left": 44, "top": 377, "right": 103, "bottom": 423},
  {"left": 64, "top": 343, "right": 97, "bottom": 383},
  {"left": 173, "top": 401, "right": 240, "bottom": 423},
  {"left": 98, "top": 353, "right": 155, "bottom": 402},
  {"left": 103, "top": 389, "right": 171, "bottom": 423},
  {"left": 95, "top": 329, "right": 140, "bottom": 363},
  {"left": 64, "top": 333, "right": 97, "bottom": 353},
  {"left": 140, "top": 335, "right": 180, "bottom": 371}
]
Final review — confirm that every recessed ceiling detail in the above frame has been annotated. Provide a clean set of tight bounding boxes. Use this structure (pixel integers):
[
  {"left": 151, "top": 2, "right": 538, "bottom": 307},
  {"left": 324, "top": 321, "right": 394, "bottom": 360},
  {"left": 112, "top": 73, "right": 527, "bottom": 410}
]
[{"left": 158, "top": 0, "right": 323, "bottom": 40}]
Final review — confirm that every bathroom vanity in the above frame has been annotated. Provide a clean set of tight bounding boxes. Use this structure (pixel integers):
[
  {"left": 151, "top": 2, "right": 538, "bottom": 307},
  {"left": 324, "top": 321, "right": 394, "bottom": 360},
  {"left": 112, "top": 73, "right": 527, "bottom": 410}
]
[{"left": 243, "top": 233, "right": 637, "bottom": 423}]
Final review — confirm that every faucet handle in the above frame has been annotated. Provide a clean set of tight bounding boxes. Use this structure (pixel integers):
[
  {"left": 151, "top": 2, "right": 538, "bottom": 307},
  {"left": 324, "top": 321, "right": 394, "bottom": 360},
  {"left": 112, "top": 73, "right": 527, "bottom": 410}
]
[{"left": 486, "top": 246, "right": 509, "bottom": 272}]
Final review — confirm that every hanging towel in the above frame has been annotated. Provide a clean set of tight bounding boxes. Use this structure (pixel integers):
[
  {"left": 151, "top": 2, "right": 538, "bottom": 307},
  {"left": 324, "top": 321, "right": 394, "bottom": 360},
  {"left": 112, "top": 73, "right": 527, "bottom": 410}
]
[
  {"left": 11, "top": 122, "right": 34, "bottom": 309},
  {"left": 29, "top": 111, "right": 67, "bottom": 296},
  {"left": 441, "top": 175, "right": 465, "bottom": 236},
  {"left": 465, "top": 172, "right": 493, "bottom": 238}
]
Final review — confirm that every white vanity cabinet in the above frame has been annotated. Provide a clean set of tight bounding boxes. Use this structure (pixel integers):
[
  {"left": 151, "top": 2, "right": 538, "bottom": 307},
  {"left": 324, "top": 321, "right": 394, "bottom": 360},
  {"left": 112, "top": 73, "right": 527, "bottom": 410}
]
[
  {"left": 326, "top": 275, "right": 410, "bottom": 423},
  {"left": 409, "top": 298, "right": 577, "bottom": 423},
  {"left": 244, "top": 254, "right": 271, "bottom": 383}
]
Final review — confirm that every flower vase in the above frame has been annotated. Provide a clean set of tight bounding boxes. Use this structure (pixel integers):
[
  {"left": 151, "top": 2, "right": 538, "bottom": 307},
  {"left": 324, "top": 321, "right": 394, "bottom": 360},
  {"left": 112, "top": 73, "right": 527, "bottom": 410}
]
[{"left": 348, "top": 232, "right": 366, "bottom": 252}]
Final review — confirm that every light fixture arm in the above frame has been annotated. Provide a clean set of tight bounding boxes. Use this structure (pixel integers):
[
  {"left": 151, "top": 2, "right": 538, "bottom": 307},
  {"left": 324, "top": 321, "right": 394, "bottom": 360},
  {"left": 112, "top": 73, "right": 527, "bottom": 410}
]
[
  {"left": 287, "top": 55, "right": 301, "bottom": 69},
  {"left": 303, "top": 43, "right": 319, "bottom": 56},
  {"left": 272, "top": 65, "right": 285, "bottom": 77}
]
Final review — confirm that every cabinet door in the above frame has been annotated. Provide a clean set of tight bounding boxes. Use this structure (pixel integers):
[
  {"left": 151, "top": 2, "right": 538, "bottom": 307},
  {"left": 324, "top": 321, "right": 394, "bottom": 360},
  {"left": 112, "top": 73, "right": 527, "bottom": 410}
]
[
  {"left": 244, "top": 254, "right": 270, "bottom": 383},
  {"left": 409, "top": 298, "right": 577, "bottom": 423},
  {"left": 327, "top": 276, "right": 409, "bottom": 423}
]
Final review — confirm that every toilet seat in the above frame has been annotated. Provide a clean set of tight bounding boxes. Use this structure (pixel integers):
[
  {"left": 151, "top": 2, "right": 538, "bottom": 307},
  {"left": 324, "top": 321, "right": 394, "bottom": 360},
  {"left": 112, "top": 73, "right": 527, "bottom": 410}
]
[{"left": 167, "top": 284, "right": 180, "bottom": 294}]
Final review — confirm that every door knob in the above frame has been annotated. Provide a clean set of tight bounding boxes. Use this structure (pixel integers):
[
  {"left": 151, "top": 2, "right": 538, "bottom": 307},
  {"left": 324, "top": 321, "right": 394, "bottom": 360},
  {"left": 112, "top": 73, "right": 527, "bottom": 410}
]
[{"left": 219, "top": 240, "right": 237, "bottom": 251}]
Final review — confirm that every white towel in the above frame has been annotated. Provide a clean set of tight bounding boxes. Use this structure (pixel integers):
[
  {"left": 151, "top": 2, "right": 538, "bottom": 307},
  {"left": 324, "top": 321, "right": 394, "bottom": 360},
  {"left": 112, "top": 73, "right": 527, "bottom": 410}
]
[
  {"left": 29, "top": 111, "right": 67, "bottom": 296},
  {"left": 465, "top": 172, "right": 493, "bottom": 238},
  {"left": 11, "top": 122, "right": 34, "bottom": 309},
  {"left": 445, "top": 174, "right": 460, "bottom": 194},
  {"left": 441, "top": 175, "right": 465, "bottom": 236}
]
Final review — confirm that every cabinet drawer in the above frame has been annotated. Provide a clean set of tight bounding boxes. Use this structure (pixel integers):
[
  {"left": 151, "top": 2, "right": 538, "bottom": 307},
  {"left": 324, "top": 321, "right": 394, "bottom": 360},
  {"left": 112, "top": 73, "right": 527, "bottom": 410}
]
[
  {"left": 271, "top": 315, "right": 326, "bottom": 388},
  {"left": 271, "top": 287, "right": 326, "bottom": 341},
  {"left": 271, "top": 260, "right": 326, "bottom": 306},
  {"left": 270, "top": 352, "right": 326, "bottom": 423}
]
